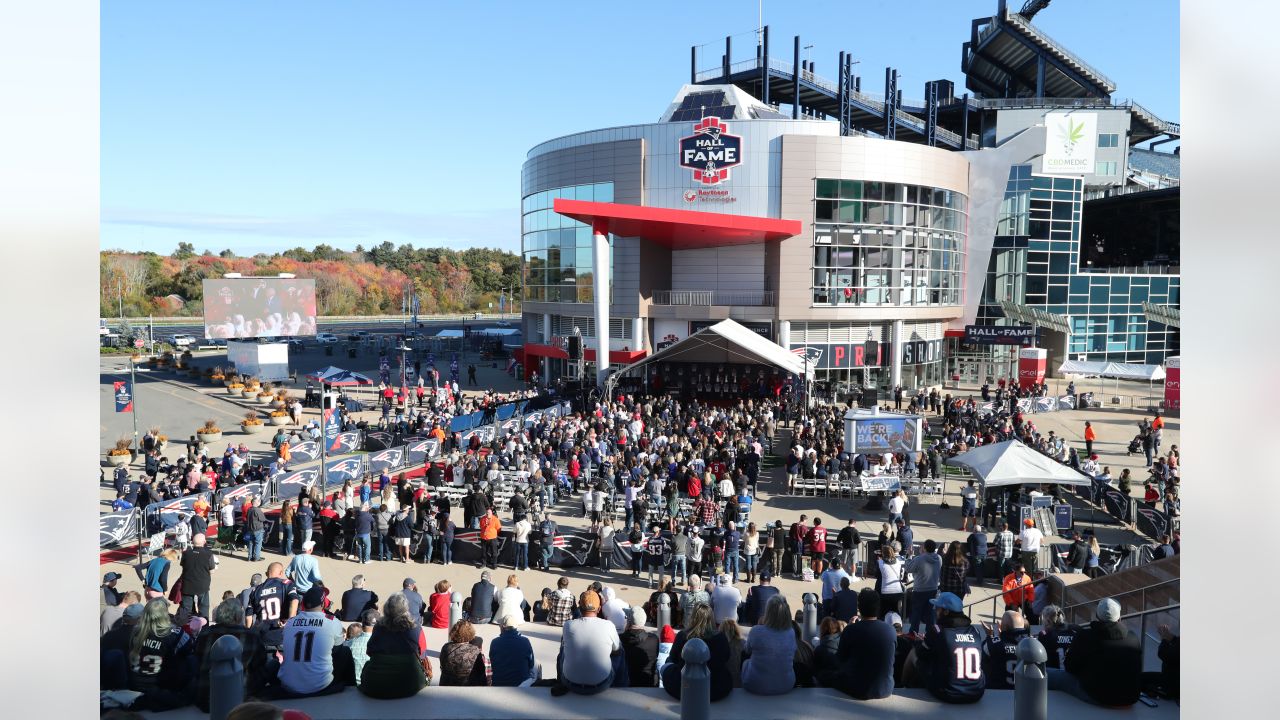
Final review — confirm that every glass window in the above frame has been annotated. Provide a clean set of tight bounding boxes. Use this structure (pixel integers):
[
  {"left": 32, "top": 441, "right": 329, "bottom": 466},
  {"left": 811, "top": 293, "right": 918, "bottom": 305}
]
[
  {"left": 838, "top": 201, "right": 863, "bottom": 223},
  {"left": 1098, "top": 133, "right": 1120, "bottom": 148},
  {"left": 817, "top": 179, "right": 840, "bottom": 198},
  {"left": 884, "top": 183, "right": 904, "bottom": 203},
  {"left": 906, "top": 185, "right": 918, "bottom": 204},
  {"left": 1096, "top": 161, "right": 1118, "bottom": 176},
  {"left": 864, "top": 181, "right": 883, "bottom": 201},
  {"left": 816, "top": 200, "right": 836, "bottom": 222},
  {"left": 840, "top": 180, "right": 863, "bottom": 199},
  {"left": 1051, "top": 202, "right": 1072, "bottom": 220},
  {"left": 595, "top": 183, "right": 613, "bottom": 203}
]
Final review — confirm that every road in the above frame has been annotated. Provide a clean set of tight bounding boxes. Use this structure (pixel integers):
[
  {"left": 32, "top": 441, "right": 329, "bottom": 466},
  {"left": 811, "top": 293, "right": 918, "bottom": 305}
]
[{"left": 106, "top": 316, "right": 521, "bottom": 345}]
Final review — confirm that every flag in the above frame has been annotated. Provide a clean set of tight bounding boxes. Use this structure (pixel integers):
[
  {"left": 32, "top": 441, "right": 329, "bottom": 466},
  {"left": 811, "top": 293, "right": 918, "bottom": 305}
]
[{"left": 114, "top": 380, "right": 133, "bottom": 413}]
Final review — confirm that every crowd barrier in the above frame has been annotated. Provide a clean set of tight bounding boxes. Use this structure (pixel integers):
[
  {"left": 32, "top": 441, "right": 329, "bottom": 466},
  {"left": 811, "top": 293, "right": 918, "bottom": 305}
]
[{"left": 970, "top": 393, "right": 1086, "bottom": 418}]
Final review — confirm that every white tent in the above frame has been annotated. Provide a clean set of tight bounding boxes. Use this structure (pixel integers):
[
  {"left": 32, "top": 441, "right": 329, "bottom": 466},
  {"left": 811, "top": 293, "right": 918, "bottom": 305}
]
[
  {"left": 476, "top": 328, "right": 520, "bottom": 337},
  {"left": 433, "top": 329, "right": 465, "bottom": 339},
  {"left": 944, "top": 439, "right": 1092, "bottom": 487},
  {"left": 625, "top": 318, "right": 810, "bottom": 377},
  {"left": 1057, "top": 360, "right": 1165, "bottom": 381}
]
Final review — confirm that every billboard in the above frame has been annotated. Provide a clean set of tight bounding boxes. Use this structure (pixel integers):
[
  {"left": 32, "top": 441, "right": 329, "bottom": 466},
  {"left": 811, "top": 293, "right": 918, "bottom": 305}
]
[
  {"left": 202, "top": 277, "right": 318, "bottom": 339},
  {"left": 1042, "top": 112, "right": 1097, "bottom": 175},
  {"left": 851, "top": 417, "right": 921, "bottom": 454}
]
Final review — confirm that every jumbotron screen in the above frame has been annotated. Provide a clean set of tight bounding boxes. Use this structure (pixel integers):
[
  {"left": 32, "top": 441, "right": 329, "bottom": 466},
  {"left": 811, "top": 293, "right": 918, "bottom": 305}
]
[{"left": 202, "top": 278, "right": 318, "bottom": 339}]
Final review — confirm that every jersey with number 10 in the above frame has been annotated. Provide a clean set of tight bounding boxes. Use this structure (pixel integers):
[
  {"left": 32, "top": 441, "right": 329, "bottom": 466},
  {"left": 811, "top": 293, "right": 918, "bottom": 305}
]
[
  {"left": 923, "top": 622, "right": 986, "bottom": 703},
  {"left": 248, "top": 577, "right": 297, "bottom": 646}
]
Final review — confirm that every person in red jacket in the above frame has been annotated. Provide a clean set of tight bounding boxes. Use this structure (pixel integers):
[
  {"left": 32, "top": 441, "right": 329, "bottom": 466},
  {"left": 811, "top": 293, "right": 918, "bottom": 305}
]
[
  {"left": 806, "top": 516, "right": 829, "bottom": 575},
  {"left": 429, "top": 580, "right": 453, "bottom": 629}
]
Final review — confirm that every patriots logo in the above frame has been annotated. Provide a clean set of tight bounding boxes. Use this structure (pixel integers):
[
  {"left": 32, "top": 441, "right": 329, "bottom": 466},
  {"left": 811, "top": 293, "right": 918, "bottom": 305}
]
[
  {"left": 366, "top": 431, "right": 394, "bottom": 450},
  {"left": 290, "top": 441, "right": 320, "bottom": 462},
  {"left": 277, "top": 468, "right": 320, "bottom": 495},
  {"left": 1136, "top": 507, "right": 1168, "bottom": 536},
  {"left": 99, "top": 508, "right": 138, "bottom": 547},
  {"left": 500, "top": 418, "right": 521, "bottom": 434},
  {"left": 407, "top": 439, "right": 440, "bottom": 464},
  {"left": 369, "top": 449, "right": 403, "bottom": 473},
  {"left": 330, "top": 432, "right": 360, "bottom": 454},
  {"left": 792, "top": 346, "right": 823, "bottom": 366},
  {"left": 523, "top": 412, "right": 543, "bottom": 428},
  {"left": 552, "top": 532, "right": 597, "bottom": 565},
  {"left": 327, "top": 458, "right": 363, "bottom": 482},
  {"left": 453, "top": 530, "right": 508, "bottom": 558},
  {"left": 221, "top": 483, "right": 263, "bottom": 501}
]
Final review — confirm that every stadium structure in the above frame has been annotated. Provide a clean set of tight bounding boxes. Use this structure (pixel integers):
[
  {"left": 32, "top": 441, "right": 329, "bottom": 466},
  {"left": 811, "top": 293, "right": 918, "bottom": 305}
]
[{"left": 517, "top": 0, "right": 1179, "bottom": 394}]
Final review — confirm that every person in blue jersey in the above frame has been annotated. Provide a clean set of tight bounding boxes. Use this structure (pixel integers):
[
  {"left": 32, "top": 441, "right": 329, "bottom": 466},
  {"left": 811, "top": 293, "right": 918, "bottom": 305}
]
[{"left": 905, "top": 592, "right": 985, "bottom": 704}]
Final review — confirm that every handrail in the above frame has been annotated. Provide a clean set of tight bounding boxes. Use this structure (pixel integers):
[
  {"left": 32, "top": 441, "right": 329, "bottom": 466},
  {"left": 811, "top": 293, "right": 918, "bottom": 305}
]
[
  {"left": 961, "top": 571, "right": 1058, "bottom": 627},
  {"left": 1002, "top": 8, "right": 1117, "bottom": 91}
]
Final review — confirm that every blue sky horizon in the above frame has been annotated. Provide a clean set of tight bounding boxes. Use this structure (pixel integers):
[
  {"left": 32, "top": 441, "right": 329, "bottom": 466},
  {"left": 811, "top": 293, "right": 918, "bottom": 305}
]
[{"left": 102, "top": 0, "right": 1180, "bottom": 257}]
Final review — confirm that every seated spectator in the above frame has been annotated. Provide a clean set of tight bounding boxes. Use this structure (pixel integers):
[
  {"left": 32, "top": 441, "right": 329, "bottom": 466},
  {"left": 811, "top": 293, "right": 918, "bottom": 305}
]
[
  {"left": 100, "top": 603, "right": 144, "bottom": 690},
  {"left": 661, "top": 602, "right": 733, "bottom": 701},
  {"left": 791, "top": 621, "right": 817, "bottom": 688},
  {"left": 495, "top": 574, "right": 528, "bottom": 625},
  {"left": 490, "top": 614, "right": 538, "bottom": 687},
  {"left": 546, "top": 577, "right": 575, "bottom": 627},
  {"left": 399, "top": 578, "right": 425, "bottom": 627},
  {"left": 468, "top": 570, "right": 497, "bottom": 624},
  {"left": 830, "top": 577, "right": 859, "bottom": 622},
  {"left": 812, "top": 616, "right": 846, "bottom": 688},
  {"left": 551, "top": 591, "right": 621, "bottom": 696},
  {"left": 834, "top": 589, "right": 897, "bottom": 699},
  {"left": 741, "top": 595, "right": 797, "bottom": 695},
  {"left": 126, "top": 598, "right": 195, "bottom": 711},
  {"left": 601, "top": 586, "right": 628, "bottom": 633},
  {"left": 981, "top": 610, "right": 1030, "bottom": 690},
  {"left": 710, "top": 574, "right": 742, "bottom": 625},
  {"left": 620, "top": 606, "right": 659, "bottom": 688},
  {"left": 720, "top": 619, "right": 745, "bottom": 688},
  {"left": 277, "top": 586, "right": 352, "bottom": 698},
  {"left": 1142, "top": 624, "right": 1179, "bottom": 700},
  {"left": 743, "top": 572, "right": 779, "bottom": 625},
  {"left": 1036, "top": 605, "right": 1078, "bottom": 670},
  {"left": 358, "top": 593, "right": 429, "bottom": 698},
  {"left": 428, "top": 580, "right": 452, "bottom": 629},
  {"left": 679, "top": 575, "right": 710, "bottom": 627},
  {"left": 194, "top": 598, "right": 269, "bottom": 712},
  {"left": 102, "top": 590, "right": 142, "bottom": 636},
  {"left": 338, "top": 575, "right": 378, "bottom": 623},
  {"left": 439, "top": 619, "right": 489, "bottom": 686},
  {"left": 905, "top": 592, "right": 985, "bottom": 704},
  {"left": 344, "top": 610, "right": 380, "bottom": 685},
  {"left": 1049, "top": 598, "right": 1142, "bottom": 706}
]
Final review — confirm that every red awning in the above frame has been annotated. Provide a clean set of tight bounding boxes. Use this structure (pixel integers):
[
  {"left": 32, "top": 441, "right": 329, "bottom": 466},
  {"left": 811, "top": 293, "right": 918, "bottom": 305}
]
[
  {"left": 522, "top": 343, "right": 645, "bottom": 364},
  {"left": 553, "top": 199, "right": 801, "bottom": 249}
]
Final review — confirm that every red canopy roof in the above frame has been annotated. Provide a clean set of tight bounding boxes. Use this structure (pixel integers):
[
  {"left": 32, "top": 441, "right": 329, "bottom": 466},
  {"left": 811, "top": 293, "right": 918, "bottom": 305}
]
[{"left": 553, "top": 199, "right": 801, "bottom": 249}]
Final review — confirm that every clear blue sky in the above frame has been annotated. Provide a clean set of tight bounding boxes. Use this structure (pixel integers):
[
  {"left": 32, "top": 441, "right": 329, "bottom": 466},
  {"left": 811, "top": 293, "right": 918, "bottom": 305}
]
[{"left": 102, "top": 0, "right": 1179, "bottom": 256}]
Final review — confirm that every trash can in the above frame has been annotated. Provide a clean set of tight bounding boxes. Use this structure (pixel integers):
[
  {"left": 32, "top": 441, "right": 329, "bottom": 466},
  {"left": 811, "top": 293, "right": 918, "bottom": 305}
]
[{"left": 325, "top": 346, "right": 333, "bottom": 357}]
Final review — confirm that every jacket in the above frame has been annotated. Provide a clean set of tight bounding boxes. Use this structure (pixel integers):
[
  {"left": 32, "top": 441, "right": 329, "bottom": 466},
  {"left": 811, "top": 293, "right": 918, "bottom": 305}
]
[
  {"left": 1064, "top": 620, "right": 1143, "bottom": 706},
  {"left": 1001, "top": 572, "right": 1035, "bottom": 607}
]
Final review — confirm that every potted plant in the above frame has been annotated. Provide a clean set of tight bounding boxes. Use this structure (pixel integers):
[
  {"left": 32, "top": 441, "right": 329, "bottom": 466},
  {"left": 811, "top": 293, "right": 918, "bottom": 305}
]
[
  {"left": 105, "top": 437, "right": 133, "bottom": 467},
  {"left": 240, "top": 411, "right": 266, "bottom": 434},
  {"left": 242, "top": 376, "right": 261, "bottom": 398},
  {"left": 210, "top": 366, "right": 226, "bottom": 385},
  {"left": 271, "top": 389, "right": 288, "bottom": 409},
  {"left": 223, "top": 372, "right": 240, "bottom": 388},
  {"left": 227, "top": 380, "right": 245, "bottom": 396},
  {"left": 196, "top": 419, "right": 223, "bottom": 444},
  {"left": 268, "top": 409, "right": 291, "bottom": 426},
  {"left": 256, "top": 382, "right": 275, "bottom": 404}
]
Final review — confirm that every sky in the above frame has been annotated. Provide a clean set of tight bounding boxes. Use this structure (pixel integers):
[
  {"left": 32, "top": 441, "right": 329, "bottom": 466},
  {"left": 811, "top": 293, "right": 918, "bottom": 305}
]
[{"left": 102, "top": 0, "right": 1180, "bottom": 257}]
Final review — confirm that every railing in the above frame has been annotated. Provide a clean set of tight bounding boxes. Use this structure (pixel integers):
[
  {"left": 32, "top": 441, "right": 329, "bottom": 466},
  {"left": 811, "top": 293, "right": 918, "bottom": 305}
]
[
  {"left": 1062, "top": 577, "right": 1180, "bottom": 626},
  {"left": 962, "top": 572, "right": 1060, "bottom": 628},
  {"left": 1129, "top": 100, "right": 1181, "bottom": 135},
  {"left": 1078, "top": 265, "right": 1179, "bottom": 275},
  {"left": 111, "top": 313, "right": 522, "bottom": 327},
  {"left": 652, "top": 290, "right": 775, "bottom": 307},
  {"left": 1083, "top": 181, "right": 1179, "bottom": 202},
  {"left": 1003, "top": 8, "right": 1117, "bottom": 91}
]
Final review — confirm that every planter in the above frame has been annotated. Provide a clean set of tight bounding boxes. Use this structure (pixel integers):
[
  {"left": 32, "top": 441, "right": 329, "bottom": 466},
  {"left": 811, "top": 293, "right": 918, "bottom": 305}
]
[
  {"left": 197, "top": 431, "right": 222, "bottom": 444},
  {"left": 227, "top": 387, "right": 244, "bottom": 396},
  {"left": 268, "top": 415, "right": 290, "bottom": 426},
  {"left": 271, "top": 399, "right": 286, "bottom": 409},
  {"left": 241, "top": 423, "right": 267, "bottom": 434},
  {"left": 105, "top": 452, "right": 132, "bottom": 467},
  {"left": 256, "top": 395, "right": 274, "bottom": 405}
]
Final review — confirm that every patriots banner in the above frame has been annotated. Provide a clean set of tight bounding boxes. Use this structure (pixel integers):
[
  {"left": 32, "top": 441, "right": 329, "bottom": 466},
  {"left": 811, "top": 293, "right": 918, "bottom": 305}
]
[
  {"left": 290, "top": 440, "right": 320, "bottom": 464},
  {"left": 523, "top": 411, "right": 543, "bottom": 429},
  {"left": 461, "top": 425, "right": 495, "bottom": 445},
  {"left": 324, "top": 455, "right": 364, "bottom": 488},
  {"left": 431, "top": 529, "right": 598, "bottom": 568},
  {"left": 328, "top": 431, "right": 361, "bottom": 455},
  {"left": 276, "top": 467, "right": 321, "bottom": 500},
  {"left": 324, "top": 408, "right": 339, "bottom": 448},
  {"left": 406, "top": 437, "right": 440, "bottom": 465},
  {"left": 1049, "top": 542, "right": 1133, "bottom": 576},
  {"left": 1101, "top": 488, "right": 1132, "bottom": 523},
  {"left": 1134, "top": 501, "right": 1170, "bottom": 541},
  {"left": 143, "top": 492, "right": 210, "bottom": 531},
  {"left": 114, "top": 380, "right": 134, "bottom": 413},
  {"left": 218, "top": 481, "right": 267, "bottom": 507},
  {"left": 365, "top": 430, "right": 395, "bottom": 451},
  {"left": 367, "top": 448, "right": 404, "bottom": 475},
  {"left": 100, "top": 508, "right": 140, "bottom": 548},
  {"left": 499, "top": 416, "right": 522, "bottom": 435}
]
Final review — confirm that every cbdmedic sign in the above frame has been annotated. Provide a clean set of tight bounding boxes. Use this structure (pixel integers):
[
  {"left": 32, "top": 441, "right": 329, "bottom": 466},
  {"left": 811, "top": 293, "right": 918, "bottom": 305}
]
[
  {"left": 963, "top": 325, "right": 1039, "bottom": 345},
  {"left": 679, "top": 116, "right": 741, "bottom": 185},
  {"left": 1043, "top": 112, "right": 1097, "bottom": 175}
]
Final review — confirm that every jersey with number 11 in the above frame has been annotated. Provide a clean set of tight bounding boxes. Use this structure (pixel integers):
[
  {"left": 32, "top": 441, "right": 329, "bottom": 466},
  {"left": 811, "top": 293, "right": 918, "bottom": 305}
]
[{"left": 278, "top": 611, "right": 341, "bottom": 695}]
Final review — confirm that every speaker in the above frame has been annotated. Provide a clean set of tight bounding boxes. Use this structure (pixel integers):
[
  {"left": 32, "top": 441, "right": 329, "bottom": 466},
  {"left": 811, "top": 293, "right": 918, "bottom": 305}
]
[
  {"left": 568, "top": 335, "right": 582, "bottom": 360},
  {"left": 858, "top": 388, "right": 879, "bottom": 409}
]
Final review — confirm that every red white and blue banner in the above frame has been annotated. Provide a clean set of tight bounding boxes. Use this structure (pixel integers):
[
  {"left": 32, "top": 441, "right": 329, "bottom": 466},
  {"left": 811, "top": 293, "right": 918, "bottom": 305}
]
[
  {"left": 275, "top": 467, "right": 321, "bottom": 499},
  {"left": 289, "top": 440, "right": 320, "bottom": 464},
  {"left": 324, "top": 455, "right": 364, "bottom": 487},
  {"left": 100, "top": 508, "right": 139, "bottom": 548},
  {"left": 114, "top": 380, "right": 133, "bottom": 413}
]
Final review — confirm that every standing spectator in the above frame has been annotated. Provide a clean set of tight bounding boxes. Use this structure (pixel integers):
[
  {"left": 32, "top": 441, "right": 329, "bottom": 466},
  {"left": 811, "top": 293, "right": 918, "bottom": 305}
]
[
  {"left": 550, "top": 592, "right": 621, "bottom": 696},
  {"left": 490, "top": 614, "right": 538, "bottom": 686},
  {"left": 279, "top": 501, "right": 296, "bottom": 557},
  {"left": 724, "top": 522, "right": 742, "bottom": 583},
  {"left": 644, "top": 525, "right": 668, "bottom": 588},
  {"left": 959, "top": 481, "right": 979, "bottom": 532},
  {"left": 1001, "top": 563, "right": 1035, "bottom": 619},
  {"left": 352, "top": 503, "right": 373, "bottom": 565},
  {"left": 357, "top": 594, "right": 429, "bottom": 698},
  {"left": 744, "top": 572, "right": 780, "bottom": 626},
  {"left": 904, "top": 539, "right": 942, "bottom": 633},
  {"left": 905, "top": 592, "right": 985, "bottom": 704},
  {"left": 1019, "top": 518, "right": 1043, "bottom": 573},
  {"left": 689, "top": 527, "right": 706, "bottom": 580},
  {"left": 297, "top": 500, "right": 315, "bottom": 549},
  {"left": 1065, "top": 530, "right": 1090, "bottom": 573},
  {"left": 338, "top": 575, "right": 378, "bottom": 623},
  {"left": 391, "top": 505, "right": 414, "bottom": 563},
  {"left": 179, "top": 533, "right": 218, "bottom": 619},
  {"left": 742, "top": 522, "right": 761, "bottom": 584},
  {"left": 661, "top": 603, "right": 734, "bottom": 702},
  {"left": 440, "top": 512, "right": 457, "bottom": 566},
  {"left": 835, "top": 519, "right": 860, "bottom": 576},
  {"left": 741, "top": 595, "right": 797, "bottom": 695},
  {"left": 439, "top": 620, "right": 490, "bottom": 686},
  {"left": 805, "top": 517, "right": 828, "bottom": 576},
  {"left": 896, "top": 520, "right": 914, "bottom": 559},
  {"left": 966, "top": 525, "right": 989, "bottom": 587},
  {"left": 620, "top": 606, "right": 659, "bottom": 687},
  {"left": 1048, "top": 598, "right": 1142, "bottom": 706},
  {"left": 939, "top": 541, "right": 970, "bottom": 598},
  {"left": 468, "top": 570, "right": 496, "bottom": 624},
  {"left": 994, "top": 521, "right": 1016, "bottom": 577},
  {"left": 789, "top": 515, "right": 809, "bottom": 577},
  {"left": 479, "top": 508, "right": 501, "bottom": 570},
  {"left": 1083, "top": 421, "right": 1096, "bottom": 457},
  {"left": 374, "top": 501, "right": 393, "bottom": 562},
  {"left": 285, "top": 540, "right": 323, "bottom": 594},
  {"left": 833, "top": 589, "right": 897, "bottom": 700},
  {"left": 887, "top": 491, "right": 906, "bottom": 526},
  {"left": 514, "top": 514, "right": 532, "bottom": 571},
  {"left": 243, "top": 498, "right": 266, "bottom": 562},
  {"left": 768, "top": 521, "right": 786, "bottom": 579},
  {"left": 877, "top": 545, "right": 906, "bottom": 617},
  {"left": 819, "top": 561, "right": 851, "bottom": 618},
  {"left": 278, "top": 586, "right": 353, "bottom": 697}
]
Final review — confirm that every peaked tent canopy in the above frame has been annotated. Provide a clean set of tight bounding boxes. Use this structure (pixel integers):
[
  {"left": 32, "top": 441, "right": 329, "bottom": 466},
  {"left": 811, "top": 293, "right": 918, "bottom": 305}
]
[
  {"left": 1057, "top": 360, "right": 1165, "bottom": 381},
  {"left": 944, "top": 439, "right": 1092, "bottom": 487},
  {"left": 305, "top": 366, "right": 373, "bottom": 386},
  {"left": 433, "top": 329, "right": 465, "bottom": 339},
  {"left": 617, "top": 318, "right": 810, "bottom": 380}
]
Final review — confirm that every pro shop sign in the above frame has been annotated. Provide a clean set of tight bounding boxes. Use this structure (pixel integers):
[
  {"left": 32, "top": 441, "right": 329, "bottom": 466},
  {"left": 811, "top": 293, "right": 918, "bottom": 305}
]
[{"left": 679, "top": 117, "right": 742, "bottom": 186}]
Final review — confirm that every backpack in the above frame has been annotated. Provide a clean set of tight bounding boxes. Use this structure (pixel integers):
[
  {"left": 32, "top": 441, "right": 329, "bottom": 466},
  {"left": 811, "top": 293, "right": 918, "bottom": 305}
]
[
  {"left": 540, "top": 520, "right": 556, "bottom": 546},
  {"left": 423, "top": 514, "right": 438, "bottom": 536}
]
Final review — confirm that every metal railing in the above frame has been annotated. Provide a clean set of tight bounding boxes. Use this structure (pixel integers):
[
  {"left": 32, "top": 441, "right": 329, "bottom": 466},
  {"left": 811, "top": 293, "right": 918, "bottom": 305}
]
[
  {"left": 1062, "top": 577, "right": 1180, "bottom": 626},
  {"left": 1003, "top": 8, "right": 1117, "bottom": 91},
  {"left": 1077, "top": 265, "right": 1179, "bottom": 276},
  {"left": 652, "top": 289, "right": 775, "bottom": 307},
  {"left": 961, "top": 571, "right": 1060, "bottom": 628}
]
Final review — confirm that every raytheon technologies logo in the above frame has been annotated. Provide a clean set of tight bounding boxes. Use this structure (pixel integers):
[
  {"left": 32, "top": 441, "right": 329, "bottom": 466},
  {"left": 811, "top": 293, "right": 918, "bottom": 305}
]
[{"left": 679, "top": 117, "right": 742, "bottom": 185}]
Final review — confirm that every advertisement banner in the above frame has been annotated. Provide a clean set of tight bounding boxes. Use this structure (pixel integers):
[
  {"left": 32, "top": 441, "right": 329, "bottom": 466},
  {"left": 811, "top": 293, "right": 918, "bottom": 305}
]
[
  {"left": 327, "top": 431, "right": 361, "bottom": 455},
  {"left": 1101, "top": 488, "right": 1131, "bottom": 523},
  {"left": 114, "top": 380, "right": 133, "bottom": 413},
  {"left": 852, "top": 418, "right": 919, "bottom": 454},
  {"left": 1017, "top": 348, "right": 1047, "bottom": 390},
  {"left": 100, "top": 508, "right": 140, "bottom": 548},
  {"left": 1164, "top": 356, "right": 1180, "bottom": 411},
  {"left": 963, "top": 324, "right": 1038, "bottom": 345},
  {"left": 324, "top": 456, "right": 364, "bottom": 487},
  {"left": 1042, "top": 112, "right": 1097, "bottom": 175},
  {"left": 276, "top": 467, "right": 321, "bottom": 499},
  {"left": 367, "top": 448, "right": 405, "bottom": 475},
  {"left": 323, "top": 408, "right": 339, "bottom": 448},
  {"left": 289, "top": 441, "right": 320, "bottom": 464},
  {"left": 690, "top": 320, "right": 772, "bottom": 341},
  {"left": 406, "top": 438, "right": 440, "bottom": 465}
]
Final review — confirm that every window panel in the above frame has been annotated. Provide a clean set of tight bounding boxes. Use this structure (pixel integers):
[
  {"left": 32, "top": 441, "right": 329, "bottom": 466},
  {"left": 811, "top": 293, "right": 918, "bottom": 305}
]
[{"left": 817, "top": 179, "right": 840, "bottom": 198}]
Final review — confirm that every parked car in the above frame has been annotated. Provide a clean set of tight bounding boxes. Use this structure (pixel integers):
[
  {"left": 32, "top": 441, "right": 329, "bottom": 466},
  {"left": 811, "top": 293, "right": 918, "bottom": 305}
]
[
  {"left": 287, "top": 338, "right": 305, "bottom": 351},
  {"left": 316, "top": 333, "right": 339, "bottom": 344},
  {"left": 169, "top": 334, "right": 196, "bottom": 348}
]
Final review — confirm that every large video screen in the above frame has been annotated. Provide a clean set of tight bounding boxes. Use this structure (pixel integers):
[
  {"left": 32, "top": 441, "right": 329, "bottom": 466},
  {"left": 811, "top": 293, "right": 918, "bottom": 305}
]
[{"left": 202, "top": 278, "right": 318, "bottom": 338}]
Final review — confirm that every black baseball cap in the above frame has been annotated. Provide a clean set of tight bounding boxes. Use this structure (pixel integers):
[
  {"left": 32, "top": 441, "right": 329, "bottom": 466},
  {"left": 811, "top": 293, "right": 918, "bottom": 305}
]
[{"left": 302, "top": 586, "right": 325, "bottom": 609}]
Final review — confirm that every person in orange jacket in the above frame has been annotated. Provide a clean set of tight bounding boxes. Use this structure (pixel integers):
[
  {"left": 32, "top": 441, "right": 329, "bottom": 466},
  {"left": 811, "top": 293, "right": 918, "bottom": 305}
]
[
  {"left": 1083, "top": 421, "right": 1097, "bottom": 457},
  {"left": 1001, "top": 562, "right": 1035, "bottom": 619},
  {"left": 479, "top": 508, "right": 501, "bottom": 570}
]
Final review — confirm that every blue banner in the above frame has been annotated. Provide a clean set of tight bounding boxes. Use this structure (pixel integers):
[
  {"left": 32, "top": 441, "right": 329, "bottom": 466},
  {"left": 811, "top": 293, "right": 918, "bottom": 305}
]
[
  {"left": 289, "top": 440, "right": 320, "bottom": 464},
  {"left": 367, "top": 448, "right": 404, "bottom": 474},
  {"left": 406, "top": 437, "right": 440, "bottom": 465},
  {"left": 853, "top": 418, "right": 915, "bottom": 453},
  {"left": 324, "top": 455, "right": 364, "bottom": 488},
  {"left": 100, "top": 508, "right": 139, "bottom": 548},
  {"left": 114, "top": 380, "right": 133, "bottom": 413},
  {"left": 328, "top": 431, "right": 361, "bottom": 455},
  {"left": 276, "top": 467, "right": 321, "bottom": 500}
]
